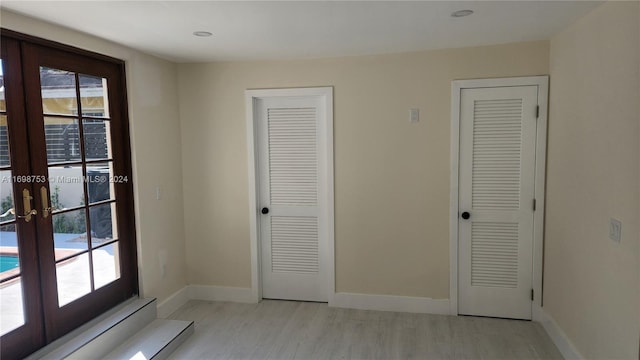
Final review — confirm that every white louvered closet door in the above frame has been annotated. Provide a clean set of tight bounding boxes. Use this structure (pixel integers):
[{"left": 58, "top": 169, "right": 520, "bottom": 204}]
[
  {"left": 458, "top": 86, "right": 538, "bottom": 319},
  {"left": 257, "top": 96, "right": 329, "bottom": 302}
]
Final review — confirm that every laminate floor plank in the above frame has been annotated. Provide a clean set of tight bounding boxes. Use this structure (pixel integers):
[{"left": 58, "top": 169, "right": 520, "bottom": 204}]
[{"left": 167, "top": 300, "right": 562, "bottom": 360}]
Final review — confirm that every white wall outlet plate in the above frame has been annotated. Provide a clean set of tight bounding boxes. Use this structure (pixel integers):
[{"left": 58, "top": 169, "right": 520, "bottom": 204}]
[{"left": 609, "top": 218, "right": 622, "bottom": 242}]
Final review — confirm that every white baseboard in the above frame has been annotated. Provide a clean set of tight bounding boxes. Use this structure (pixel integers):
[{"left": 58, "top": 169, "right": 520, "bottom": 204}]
[
  {"left": 157, "top": 287, "right": 189, "bottom": 318},
  {"left": 159, "top": 287, "right": 449, "bottom": 316},
  {"left": 533, "top": 304, "right": 584, "bottom": 360},
  {"left": 157, "top": 285, "right": 255, "bottom": 317},
  {"left": 188, "top": 285, "right": 256, "bottom": 303},
  {"left": 330, "top": 292, "right": 450, "bottom": 315}
]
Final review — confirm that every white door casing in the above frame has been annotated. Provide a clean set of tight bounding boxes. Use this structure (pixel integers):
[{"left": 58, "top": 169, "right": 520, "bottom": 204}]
[
  {"left": 246, "top": 87, "right": 334, "bottom": 303},
  {"left": 450, "top": 77, "right": 548, "bottom": 320}
]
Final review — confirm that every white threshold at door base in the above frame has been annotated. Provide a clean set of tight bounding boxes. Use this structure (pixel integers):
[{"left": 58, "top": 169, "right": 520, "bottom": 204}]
[
  {"left": 103, "top": 319, "right": 194, "bottom": 360},
  {"left": 533, "top": 304, "right": 584, "bottom": 360},
  {"left": 26, "top": 297, "right": 157, "bottom": 360}
]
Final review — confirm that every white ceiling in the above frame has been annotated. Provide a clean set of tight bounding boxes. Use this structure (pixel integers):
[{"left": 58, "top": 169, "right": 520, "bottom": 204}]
[{"left": 1, "top": 1, "right": 602, "bottom": 63}]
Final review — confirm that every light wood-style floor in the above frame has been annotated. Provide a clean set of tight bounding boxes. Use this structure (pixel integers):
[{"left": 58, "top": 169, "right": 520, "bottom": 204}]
[{"left": 167, "top": 300, "right": 562, "bottom": 360}]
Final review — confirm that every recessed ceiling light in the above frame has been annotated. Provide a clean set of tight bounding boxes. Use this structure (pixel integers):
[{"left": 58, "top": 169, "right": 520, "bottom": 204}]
[
  {"left": 451, "top": 9, "right": 474, "bottom": 18},
  {"left": 193, "top": 31, "right": 213, "bottom": 37}
]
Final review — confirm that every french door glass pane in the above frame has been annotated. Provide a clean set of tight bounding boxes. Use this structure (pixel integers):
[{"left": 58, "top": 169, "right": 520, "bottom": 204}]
[
  {"left": 79, "top": 74, "right": 109, "bottom": 118},
  {"left": 89, "top": 203, "right": 117, "bottom": 247},
  {"left": 0, "top": 225, "right": 25, "bottom": 335},
  {"left": 52, "top": 209, "right": 88, "bottom": 261},
  {"left": 49, "top": 165, "right": 85, "bottom": 210},
  {"left": 0, "top": 60, "right": 5, "bottom": 112},
  {"left": 0, "top": 115, "right": 8, "bottom": 167},
  {"left": 86, "top": 162, "right": 115, "bottom": 204},
  {"left": 56, "top": 253, "right": 91, "bottom": 307},
  {"left": 40, "top": 67, "right": 77, "bottom": 116},
  {"left": 92, "top": 242, "right": 120, "bottom": 289},
  {"left": 44, "top": 117, "right": 81, "bottom": 164},
  {"left": 83, "top": 119, "right": 111, "bottom": 160},
  {"left": 0, "top": 170, "right": 14, "bottom": 222},
  {"left": 0, "top": 228, "right": 19, "bottom": 278}
]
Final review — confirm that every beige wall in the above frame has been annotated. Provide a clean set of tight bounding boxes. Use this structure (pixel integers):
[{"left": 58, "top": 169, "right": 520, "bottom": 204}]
[
  {"left": 178, "top": 41, "right": 549, "bottom": 298},
  {"left": 545, "top": 1, "right": 640, "bottom": 358},
  {"left": 6, "top": 5, "right": 638, "bottom": 357},
  {"left": 0, "top": 11, "right": 188, "bottom": 304}
]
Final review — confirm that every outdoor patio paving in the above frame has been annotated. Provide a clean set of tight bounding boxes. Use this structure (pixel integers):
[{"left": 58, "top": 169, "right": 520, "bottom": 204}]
[{"left": 0, "top": 231, "right": 119, "bottom": 335}]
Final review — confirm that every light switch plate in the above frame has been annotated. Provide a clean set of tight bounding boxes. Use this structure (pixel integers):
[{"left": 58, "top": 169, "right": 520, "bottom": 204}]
[
  {"left": 409, "top": 108, "right": 419, "bottom": 123},
  {"left": 609, "top": 218, "right": 622, "bottom": 242}
]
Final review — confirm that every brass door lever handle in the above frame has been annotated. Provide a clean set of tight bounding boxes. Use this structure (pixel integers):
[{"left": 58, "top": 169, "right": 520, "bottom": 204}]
[
  {"left": 19, "top": 189, "right": 37, "bottom": 222},
  {"left": 17, "top": 209, "right": 37, "bottom": 220},
  {"left": 41, "top": 186, "right": 52, "bottom": 218}
]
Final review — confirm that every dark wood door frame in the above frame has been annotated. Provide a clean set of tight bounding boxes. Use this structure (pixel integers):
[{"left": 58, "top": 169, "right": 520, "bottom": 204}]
[{"left": 0, "top": 29, "right": 138, "bottom": 359}]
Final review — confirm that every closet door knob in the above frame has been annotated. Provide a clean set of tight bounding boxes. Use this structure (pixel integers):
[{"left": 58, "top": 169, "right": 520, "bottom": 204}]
[
  {"left": 461, "top": 211, "right": 470, "bottom": 220},
  {"left": 261, "top": 207, "right": 269, "bottom": 214}
]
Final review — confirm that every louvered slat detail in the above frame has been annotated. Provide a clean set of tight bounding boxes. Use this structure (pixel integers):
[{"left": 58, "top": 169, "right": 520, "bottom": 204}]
[
  {"left": 471, "top": 222, "right": 518, "bottom": 288},
  {"left": 472, "top": 99, "right": 522, "bottom": 210},
  {"left": 271, "top": 216, "right": 318, "bottom": 273},
  {"left": 268, "top": 108, "right": 317, "bottom": 206}
]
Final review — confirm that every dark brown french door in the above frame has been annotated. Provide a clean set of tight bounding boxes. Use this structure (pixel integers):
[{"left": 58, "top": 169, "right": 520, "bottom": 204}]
[{"left": 0, "top": 31, "right": 138, "bottom": 359}]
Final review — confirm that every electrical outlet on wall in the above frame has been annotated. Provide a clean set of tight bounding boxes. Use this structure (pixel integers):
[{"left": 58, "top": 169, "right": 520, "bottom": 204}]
[{"left": 609, "top": 218, "right": 622, "bottom": 242}]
